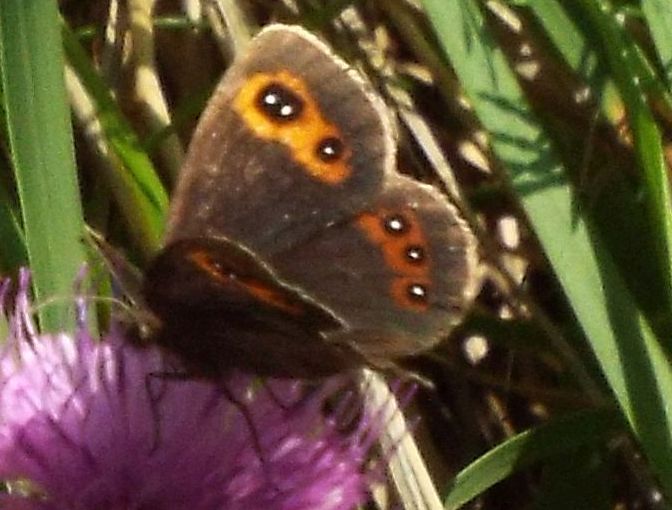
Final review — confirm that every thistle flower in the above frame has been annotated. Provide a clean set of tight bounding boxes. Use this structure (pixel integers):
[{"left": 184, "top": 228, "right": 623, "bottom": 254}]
[{"left": 0, "top": 270, "right": 389, "bottom": 510}]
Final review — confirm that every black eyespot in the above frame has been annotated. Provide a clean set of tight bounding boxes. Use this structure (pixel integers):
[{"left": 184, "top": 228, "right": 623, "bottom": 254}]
[
  {"left": 316, "top": 137, "right": 344, "bottom": 162},
  {"left": 257, "top": 83, "right": 304, "bottom": 121},
  {"left": 383, "top": 214, "right": 408, "bottom": 235},
  {"left": 406, "top": 245, "right": 425, "bottom": 264},
  {"left": 407, "top": 283, "right": 428, "bottom": 302}
]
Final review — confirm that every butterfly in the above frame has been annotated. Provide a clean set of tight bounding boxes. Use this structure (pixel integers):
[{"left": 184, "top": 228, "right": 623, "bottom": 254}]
[{"left": 140, "top": 24, "right": 479, "bottom": 379}]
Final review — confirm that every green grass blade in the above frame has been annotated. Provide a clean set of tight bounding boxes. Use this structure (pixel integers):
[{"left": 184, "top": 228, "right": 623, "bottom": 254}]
[
  {"left": 643, "top": 0, "right": 672, "bottom": 86},
  {"left": 584, "top": 2, "right": 672, "bottom": 326},
  {"left": 574, "top": 0, "right": 672, "bottom": 315},
  {"left": 444, "top": 409, "right": 620, "bottom": 509},
  {"left": 62, "top": 23, "right": 168, "bottom": 258},
  {"left": 0, "top": 0, "right": 88, "bottom": 332},
  {"left": 525, "top": 2, "right": 611, "bottom": 114},
  {"left": 528, "top": 1, "right": 672, "bottom": 335},
  {"left": 422, "top": 0, "right": 672, "bottom": 499},
  {"left": 0, "top": 81, "right": 27, "bottom": 272},
  {"left": 0, "top": 176, "right": 27, "bottom": 273}
]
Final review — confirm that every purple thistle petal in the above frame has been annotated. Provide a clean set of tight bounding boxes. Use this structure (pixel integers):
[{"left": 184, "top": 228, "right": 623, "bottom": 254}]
[{"left": 0, "top": 273, "right": 390, "bottom": 510}]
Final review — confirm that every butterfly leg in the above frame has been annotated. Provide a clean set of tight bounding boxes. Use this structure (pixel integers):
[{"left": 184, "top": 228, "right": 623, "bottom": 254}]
[
  {"left": 215, "top": 381, "right": 281, "bottom": 493},
  {"left": 144, "top": 369, "right": 188, "bottom": 452}
]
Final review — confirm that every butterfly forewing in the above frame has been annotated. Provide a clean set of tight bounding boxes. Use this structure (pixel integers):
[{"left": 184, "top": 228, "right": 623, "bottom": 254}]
[{"left": 166, "top": 25, "right": 394, "bottom": 255}]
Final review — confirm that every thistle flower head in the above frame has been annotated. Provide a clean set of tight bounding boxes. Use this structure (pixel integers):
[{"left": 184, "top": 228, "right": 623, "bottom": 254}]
[{"left": 0, "top": 270, "right": 389, "bottom": 510}]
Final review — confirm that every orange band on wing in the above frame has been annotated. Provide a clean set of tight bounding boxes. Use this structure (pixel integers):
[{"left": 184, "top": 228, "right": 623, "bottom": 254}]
[
  {"left": 356, "top": 210, "right": 430, "bottom": 277},
  {"left": 237, "top": 278, "right": 305, "bottom": 316},
  {"left": 188, "top": 250, "right": 304, "bottom": 316},
  {"left": 357, "top": 209, "right": 431, "bottom": 311},
  {"left": 233, "top": 70, "right": 352, "bottom": 185},
  {"left": 391, "top": 277, "right": 431, "bottom": 312},
  {"left": 189, "top": 250, "right": 227, "bottom": 281}
]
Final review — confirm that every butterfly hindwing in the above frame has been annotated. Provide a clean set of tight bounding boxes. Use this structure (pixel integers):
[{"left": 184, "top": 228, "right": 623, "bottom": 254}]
[{"left": 271, "top": 174, "right": 479, "bottom": 359}]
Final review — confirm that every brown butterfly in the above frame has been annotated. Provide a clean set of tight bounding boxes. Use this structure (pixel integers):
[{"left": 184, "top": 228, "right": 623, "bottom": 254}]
[{"left": 141, "top": 24, "right": 479, "bottom": 379}]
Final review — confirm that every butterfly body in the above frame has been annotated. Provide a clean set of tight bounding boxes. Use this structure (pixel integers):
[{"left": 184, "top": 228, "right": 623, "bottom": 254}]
[{"left": 142, "top": 25, "right": 479, "bottom": 379}]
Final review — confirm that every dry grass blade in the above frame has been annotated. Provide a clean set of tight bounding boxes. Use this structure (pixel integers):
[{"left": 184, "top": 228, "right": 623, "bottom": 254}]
[{"left": 362, "top": 371, "right": 443, "bottom": 510}]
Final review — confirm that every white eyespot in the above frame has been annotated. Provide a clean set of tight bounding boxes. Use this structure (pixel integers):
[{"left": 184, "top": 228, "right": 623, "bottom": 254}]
[
  {"left": 280, "top": 104, "right": 295, "bottom": 117},
  {"left": 389, "top": 218, "right": 403, "bottom": 231},
  {"left": 384, "top": 214, "right": 407, "bottom": 234},
  {"left": 408, "top": 284, "right": 427, "bottom": 299},
  {"left": 406, "top": 246, "right": 425, "bottom": 263}
]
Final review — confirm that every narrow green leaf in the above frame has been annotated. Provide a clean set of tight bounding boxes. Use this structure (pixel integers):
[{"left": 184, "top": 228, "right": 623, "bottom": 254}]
[
  {"left": 423, "top": 0, "right": 672, "bottom": 498},
  {"left": 0, "top": 0, "right": 87, "bottom": 331},
  {"left": 0, "top": 176, "right": 27, "bottom": 273},
  {"left": 529, "top": 0, "right": 672, "bottom": 337},
  {"left": 61, "top": 22, "right": 168, "bottom": 259},
  {"left": 527, "top": 0, "right": 600, "bottom": 78},
  {"left": 444, "top": 409, "right": 621, "bottom": 509},
  {"left": 575, "top": 0, "right": 672, "bottom": 317},
  {"left": 643, "top": 0, "right": 672, "bottom": 87}
]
